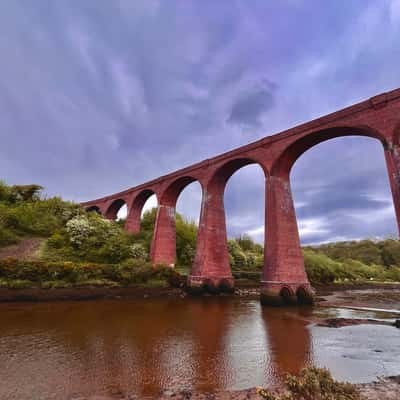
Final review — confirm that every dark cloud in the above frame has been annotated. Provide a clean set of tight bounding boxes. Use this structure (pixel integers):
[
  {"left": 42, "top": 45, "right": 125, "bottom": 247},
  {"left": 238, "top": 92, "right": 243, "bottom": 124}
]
[
  {"left": 0, "top": 0, "right": 399, "bottom": 243},
  {"left": 228, "top": 83, "right": 275, "bottom": 127}
]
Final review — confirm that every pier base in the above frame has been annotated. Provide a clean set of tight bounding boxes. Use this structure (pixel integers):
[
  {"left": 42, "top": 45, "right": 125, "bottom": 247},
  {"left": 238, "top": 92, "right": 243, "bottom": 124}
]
[
  {"left": 187, "top": 275, "right": 235, "bottom": 294},
  {"left": 260, "top": 281, "right": 315, "bottom": 306}
]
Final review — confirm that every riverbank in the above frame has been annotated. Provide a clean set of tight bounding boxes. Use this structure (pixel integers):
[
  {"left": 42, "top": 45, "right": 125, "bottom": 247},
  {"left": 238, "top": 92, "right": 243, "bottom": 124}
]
[
  {"left": 1, "top": 281, "right": 400, "bottom": 305},
  {"left": 0, "top": 285, "right": 185, "bottom": 302},
  {"left": 66, "top": 375, "right": 400, "bottom": 399},
  {"left": 157, "top": 375, "right": 400, "bottom": 399},
  {"left": 156, "top": 375, "right": 400, "bottom": 399}
]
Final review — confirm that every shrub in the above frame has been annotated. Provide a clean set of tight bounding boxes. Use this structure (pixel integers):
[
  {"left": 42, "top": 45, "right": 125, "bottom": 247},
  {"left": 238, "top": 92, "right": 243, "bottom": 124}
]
[
  {"left": 303, "top": 250, "right": 337, "bottom": 284},
  {"left": 256, "top": 367, "right": 360, "bottom": 400},
  {"left": 228, "top": 239, "right": 248, "bottom": 269},
  {"left": 130, "top": 243, "right": 148, "bottom": 260},
  {"left": 46, "top": 212, "right": 136, "bottom": 264},
  {"left": 380, "top": 239, "right": 400, "bottom": 267},
  {"left": 66, "top": 216, "right": 92, "bottom": 246},
  {"left": 0, "top": 259, "right": 179, "bottom": 288}
]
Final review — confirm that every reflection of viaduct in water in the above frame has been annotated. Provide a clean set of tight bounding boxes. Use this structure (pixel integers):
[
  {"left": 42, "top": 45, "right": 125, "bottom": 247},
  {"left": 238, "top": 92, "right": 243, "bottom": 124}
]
[
  {"left": 0, "top": 300, "right": 315, "bottom": 397},
  {"left": 261, "top": 307, "right": 313, "bottom": 380},
  {"left": 83, "top": 89, "right": 400, "bottom": 305}
]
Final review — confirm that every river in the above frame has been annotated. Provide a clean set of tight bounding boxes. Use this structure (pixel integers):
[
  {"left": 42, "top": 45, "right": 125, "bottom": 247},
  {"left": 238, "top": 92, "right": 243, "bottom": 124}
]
[{"left": 0, "top": 297, "right": 399, "bottom": 399}]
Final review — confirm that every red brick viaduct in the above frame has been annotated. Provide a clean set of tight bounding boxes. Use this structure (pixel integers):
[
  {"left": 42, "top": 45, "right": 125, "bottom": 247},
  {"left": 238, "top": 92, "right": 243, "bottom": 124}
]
[{"left": 82, "top": 88, "right": 400, "bottom": 305}]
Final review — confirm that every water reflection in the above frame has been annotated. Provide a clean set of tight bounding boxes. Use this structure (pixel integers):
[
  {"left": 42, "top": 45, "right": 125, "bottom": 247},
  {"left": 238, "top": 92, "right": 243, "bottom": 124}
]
[
  {"left": 261, "top": 307, "right": 313, "bottom": 380},
  {"left": 0, "top": 298, "right": 398, "bottom": 400}
]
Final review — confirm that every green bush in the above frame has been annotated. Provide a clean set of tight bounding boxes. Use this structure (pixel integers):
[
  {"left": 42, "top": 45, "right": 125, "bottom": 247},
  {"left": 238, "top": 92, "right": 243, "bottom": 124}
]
[
  {"left": 44, "top": 213, "right": 137, "bottom": 264},
  {"left": 0, "top": 183, "right": 82, "bottom": 246},
  {"left": 303, "top": 250, "right": 338, "bottom": 284},
  {"left": 0, "top": 258, "right": 181, "bottom": 288},
  {"left": 303, "top": 248, "right": 400, "bottom": 284},
  {"left": 307, "top": 239, "right": 400, "bottom": 268}
]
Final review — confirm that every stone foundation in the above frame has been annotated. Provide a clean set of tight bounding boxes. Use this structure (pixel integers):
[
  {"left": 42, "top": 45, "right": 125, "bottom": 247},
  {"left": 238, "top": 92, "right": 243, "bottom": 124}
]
[
  {"left": 187, "top": 275, "right": 235, "bottom": 294},
  {"left": 260, "top": 281, "right": 315, "bottom": 306}
]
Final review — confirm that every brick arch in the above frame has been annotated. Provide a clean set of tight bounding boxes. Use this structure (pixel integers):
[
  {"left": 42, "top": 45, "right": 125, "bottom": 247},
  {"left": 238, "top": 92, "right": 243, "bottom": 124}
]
[
  {"left": 105, "top": 198, "right": 127, "bottom": 220},
  {"left": 125, "top": 189, "right": 157, "bottom": 233},
  {"left": 271, "top": 125, "right": 387, "bottom": 178},
  {"left": 130, "top": 189, "right": 157, "bottom": 215},
  {"left": 189, "top": 158, "right": 267, "bottom": 290},
  {"left": 207, "top": 157, "right": 268, "bottom": 194},
  {"left": 150, "top": 177, "right": 203, "bottom": 267},
  {"left": 160, "top": 176, "right": 202, "bottom": 207}
]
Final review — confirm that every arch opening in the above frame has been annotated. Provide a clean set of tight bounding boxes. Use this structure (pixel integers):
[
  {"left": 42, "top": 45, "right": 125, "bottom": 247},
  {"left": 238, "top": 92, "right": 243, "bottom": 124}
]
[
  {"left": 105, "top": 199, "right": 126, "bottom": 221},
  {"left": 272, "top": 126, "right": 387, "bottom": 178},
  {"left": 296, "top": 287, "right": 313, "bottom": 305},
  {"left": 117, "top": 204, "right": 127, "bottom": 220},
  {"left": 160, "top": 176, "right": 198, "bottom": 207},
  {"left": 129, "top": 190, "right": 158, "bottom": 233},
  {"left": 290, "top": 135, "right": 397, "bottom": 247},
  {"left": 174, "top": 180, "right": 202, "bottom": 270},
  {"left": 208, "top": 158, "right": 266, "bottom": 194},
  {"left": 135, "top": 190, "right": 158, "bottom": 218},
  {"left": 222, "top": 162, "right": 266, "bottom": 274},
  {"left": 279, "top": 287, "right": 295, "bottom": 305}
]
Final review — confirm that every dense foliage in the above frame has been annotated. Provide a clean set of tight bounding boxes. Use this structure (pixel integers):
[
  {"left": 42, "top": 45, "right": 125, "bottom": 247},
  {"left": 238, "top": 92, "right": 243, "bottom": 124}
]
[
  {"left": 0, "top": 258, "right": 181, "bottom": 289},
  {"left": 0, "top": 181, "right": 81, "bottom": 246},
  {"left": 305, "top": 239, "right": 400, "bottom": 268},
  {"left": 45, "top": 212, "right": 141, "bottom": 264},
  {"left": 128, "top": 208, "right": 198, "bottom": 266},
  {"left": 228, "top": 235, "right": 264, "bottom": 269},
  {"left": 303, "top": 248, "right": 400, "bottom": 284}
]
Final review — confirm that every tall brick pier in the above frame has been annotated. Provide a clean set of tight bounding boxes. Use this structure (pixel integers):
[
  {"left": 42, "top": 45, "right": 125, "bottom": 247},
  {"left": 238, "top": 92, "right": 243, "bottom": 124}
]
[{"left": 82, "top": 88, "right": 400, "bottom": 305}]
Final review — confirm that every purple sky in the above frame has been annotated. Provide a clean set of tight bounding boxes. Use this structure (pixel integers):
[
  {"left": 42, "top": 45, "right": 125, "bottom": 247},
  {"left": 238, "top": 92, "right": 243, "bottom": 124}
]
[{"left": 1, "top": 0, "right": 399, "bottom": 244}]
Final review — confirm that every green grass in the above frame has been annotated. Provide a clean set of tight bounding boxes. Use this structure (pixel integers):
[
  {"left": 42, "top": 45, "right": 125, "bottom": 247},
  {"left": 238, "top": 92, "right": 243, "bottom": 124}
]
[{"left": 0, "top": 258, "right": 183, "bottom": 289}]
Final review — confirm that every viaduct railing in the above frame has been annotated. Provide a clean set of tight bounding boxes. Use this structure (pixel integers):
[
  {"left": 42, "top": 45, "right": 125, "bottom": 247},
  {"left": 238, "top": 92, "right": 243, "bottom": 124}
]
[{"left": 82, "top": 88, "right": 400, "bottom": 305}]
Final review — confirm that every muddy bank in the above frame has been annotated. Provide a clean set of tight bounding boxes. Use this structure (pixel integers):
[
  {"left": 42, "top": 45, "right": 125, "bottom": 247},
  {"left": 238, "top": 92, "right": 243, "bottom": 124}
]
[
  {"left": 67, "top": 376, "right": 400, "bottom": 399},
  {"left": 316, "top": 284, "right": 400, "bottom": 310},
  {"left": 0, "top": 286, "right": 186, "bottom": 302},
  {"left": 1, "top": 281, "right": 399, "bottom": 307},
  {"left": 0, "top": 283, "right": 262, "bottom": 302},
  {"left": 317, "top": 317, "right": 400, "bottom": 328}
]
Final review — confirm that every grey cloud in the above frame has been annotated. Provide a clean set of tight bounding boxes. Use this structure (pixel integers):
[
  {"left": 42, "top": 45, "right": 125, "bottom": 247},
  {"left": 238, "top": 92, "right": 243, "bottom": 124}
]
[{"left": 228, "top": 84, "right": 275, "bottom": 127}]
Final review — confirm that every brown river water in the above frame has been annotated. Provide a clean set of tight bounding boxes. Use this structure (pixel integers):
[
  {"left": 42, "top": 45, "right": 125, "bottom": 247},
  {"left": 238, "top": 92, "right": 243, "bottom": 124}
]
[{"left": 0, "top": 297, "right": 399, "bottom": 400}]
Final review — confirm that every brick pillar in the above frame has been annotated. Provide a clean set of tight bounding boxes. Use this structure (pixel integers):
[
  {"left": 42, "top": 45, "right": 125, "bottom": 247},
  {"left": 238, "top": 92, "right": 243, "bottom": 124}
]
[
  {"left": 261, "top": 173, "right": 314, "bottom": 306},
  {"left": 125, "top": 207, "right": 141, "bottom": 234},
  {"left": 385, "top": 145, "right": 400, "bottom": 236},
  {"left": 150, "top": 204, "right": 176, "bottom": 266},
  {"left": 188, "top": 186, "right": 234, "bottom": 291}
]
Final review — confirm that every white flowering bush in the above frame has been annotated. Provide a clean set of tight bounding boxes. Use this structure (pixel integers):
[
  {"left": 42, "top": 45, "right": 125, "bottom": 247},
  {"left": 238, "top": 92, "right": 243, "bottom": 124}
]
[
  {"left": 66, "top": 216, "right": 92, "bottom": 246},
  {"left": 130, "top": 243, "right": 147, "bottom": 260},
  {"left": 48, "top": 212, "right": 145, "bottom": 264}
]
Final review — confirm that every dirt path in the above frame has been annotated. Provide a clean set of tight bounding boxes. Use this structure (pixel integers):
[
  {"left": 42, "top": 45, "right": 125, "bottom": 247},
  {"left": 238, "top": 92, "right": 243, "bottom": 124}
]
[{"left": 0, "top": 237, "right": 44, "bottom": 260}]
